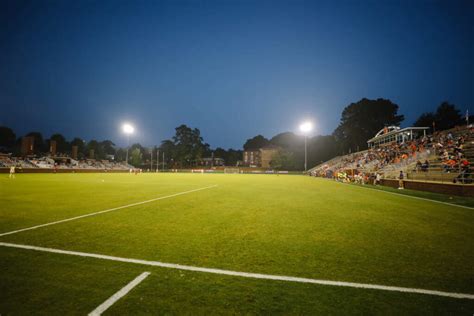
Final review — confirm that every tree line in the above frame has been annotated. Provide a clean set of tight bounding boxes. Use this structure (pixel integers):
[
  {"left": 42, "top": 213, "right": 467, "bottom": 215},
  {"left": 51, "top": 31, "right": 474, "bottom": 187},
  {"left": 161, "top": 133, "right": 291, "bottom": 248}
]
[
  {"left": 0, "top": 98, "right": 469, "bottom": 170},
  {"left": 0, "top": 124, "right": 243, "bottom": 169},
  {"left": 242, "top": 99, "right": 470, "bottom": 170}
]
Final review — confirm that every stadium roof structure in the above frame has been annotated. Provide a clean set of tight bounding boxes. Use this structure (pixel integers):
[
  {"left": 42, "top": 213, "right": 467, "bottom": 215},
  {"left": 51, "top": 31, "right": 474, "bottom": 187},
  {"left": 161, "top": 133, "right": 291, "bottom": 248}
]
[{"left": 367, "top": 126, "right": 429, "bottom": 148}]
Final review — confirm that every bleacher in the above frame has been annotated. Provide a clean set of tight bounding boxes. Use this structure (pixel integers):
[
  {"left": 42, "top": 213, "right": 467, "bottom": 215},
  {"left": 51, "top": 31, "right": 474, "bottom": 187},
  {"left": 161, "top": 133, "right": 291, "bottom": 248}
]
[
  {"left": 309, "top": 125, "right": 473, "bottom": 185},
  {"left": 0, "top": 154, "right": 131, "bottom": 171},
  {"left": 407, "top": 126, "right": 473, "bottom": 183}
]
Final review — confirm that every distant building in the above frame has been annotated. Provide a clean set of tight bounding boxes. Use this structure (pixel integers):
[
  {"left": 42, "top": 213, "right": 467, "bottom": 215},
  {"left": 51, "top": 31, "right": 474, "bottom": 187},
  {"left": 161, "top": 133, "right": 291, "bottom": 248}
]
[
  {"left": 243, "top": 145, "right": 279, "bottom": 168},
  {"left": 367, "top": 126, "right": 429, "bottom": 148},
  {"left": 198, "top": 157, "right": 225, "bottom": 167},
  {"left": 243, "top": 149, "right": 260, "bottom": 167}
]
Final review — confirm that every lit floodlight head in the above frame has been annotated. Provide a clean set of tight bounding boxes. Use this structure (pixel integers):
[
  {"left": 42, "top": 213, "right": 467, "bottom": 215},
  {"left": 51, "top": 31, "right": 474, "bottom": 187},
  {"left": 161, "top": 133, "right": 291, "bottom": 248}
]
[
  {"left": 122, "top": 123, "right": 135, "bottom": 135},
  {"left": 299, "top": 121, "right": 313, "bottom": 134}
]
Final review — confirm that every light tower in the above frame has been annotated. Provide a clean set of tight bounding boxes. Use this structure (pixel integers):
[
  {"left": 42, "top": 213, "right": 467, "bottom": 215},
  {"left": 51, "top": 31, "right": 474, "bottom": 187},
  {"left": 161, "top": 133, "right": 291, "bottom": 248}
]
[
  {"left": 122, "top": 123, "right": 134, "bottom": 164},
  {"left": 299, "top": 121, "right": 313, "bottom": 172}
]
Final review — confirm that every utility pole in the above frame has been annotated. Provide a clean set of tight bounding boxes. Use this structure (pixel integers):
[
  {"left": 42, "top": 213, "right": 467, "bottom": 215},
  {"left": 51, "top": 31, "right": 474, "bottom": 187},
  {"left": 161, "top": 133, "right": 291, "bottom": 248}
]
[
  {"left": 304, "top": 135, "right": 307, "bottom": 172},
  {"left": 157, "top": 149, "right": 159, "bottom": 172},
  {"left": 162, "top": 152, "right": 165, "bottom": 171},
  {"left": 150, "top": 148, "right": 153, "bottom": 171}
]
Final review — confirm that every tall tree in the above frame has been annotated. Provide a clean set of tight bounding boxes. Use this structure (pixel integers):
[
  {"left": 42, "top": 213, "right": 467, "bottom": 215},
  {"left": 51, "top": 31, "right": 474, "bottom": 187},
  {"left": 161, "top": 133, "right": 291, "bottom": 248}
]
[
  {"left": 167, "top": 125, "right": 209, "bottom": 167},
  {"left": 413, "top": 112, "right": 436, "bottom": 130},
  {"left": 115, "top": 148, "right": 127, "bottom": 162},
  {"left": 159, "top": 139, "right": 176, "bottom": 167},
  {"left": 0, "top": 126, "right": 16, "bottom": 148},
  {"left": 434, "top": 101, "right": 462, "bottom": 130},
  {"left": 413, "top": 102, "right": 463, "bottom": 132},
  {"left": 270, "top": 132, "right": 304, "bottom": 150},
  {"left": 226, "top": 149, "right": 243, "bottom": 166},
  {"left": 213, "top": 147, "right": 228, "bottom": 162},
  {"left": 70, "top": 138, "right": 86, "bottom": 157},
  {"left": 100, "top": 140, "right": 116, "bottom": 156},
  {"left": 86, "top": 140, "right": 100, "bottom": 158},
  {"left": 270, "top": 149, "right": 298, "bottom": 170},
  {"left": 270, "top": 132, "right": 304, "bottom": 167},
  {"left": 25, "top": 132, "right": 46, "bottom": 153},
  {"left": 130, "top": 148, "right": 143, "bottom": 166},
  {"left": 49, "top": 133, "right": 69, "bottom": 153},
  {"left": 333, "top": 98, "right": 404, "bottom": 153},
  {"left": 243, "top": 135, "right": 269, "bottom": 150},
  {"left": 307, "top": 135, "right": 340, "bottom": 167}
]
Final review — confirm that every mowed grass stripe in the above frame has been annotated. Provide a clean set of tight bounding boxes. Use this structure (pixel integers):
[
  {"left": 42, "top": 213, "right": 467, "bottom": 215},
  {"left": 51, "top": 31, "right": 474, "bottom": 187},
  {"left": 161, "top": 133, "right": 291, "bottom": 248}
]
[
  {"left": 0, "top": 185, "right": 217, "bottom": 237},
  {"left": 1, "top": 241, "right": 473, "bottom": 300}
]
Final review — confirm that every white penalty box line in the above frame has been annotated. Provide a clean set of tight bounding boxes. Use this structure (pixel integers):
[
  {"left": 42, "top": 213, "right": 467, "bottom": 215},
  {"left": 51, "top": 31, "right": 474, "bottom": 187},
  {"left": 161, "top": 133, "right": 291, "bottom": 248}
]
[
  {"left": 0, "top": 185, "right": 218, "bottom": 238},
  {"left": 88, "top": 271, "right": 151, "bottom": 316},
  {"left": 0, "top": 241, "right": 473, "bottom": 300}
]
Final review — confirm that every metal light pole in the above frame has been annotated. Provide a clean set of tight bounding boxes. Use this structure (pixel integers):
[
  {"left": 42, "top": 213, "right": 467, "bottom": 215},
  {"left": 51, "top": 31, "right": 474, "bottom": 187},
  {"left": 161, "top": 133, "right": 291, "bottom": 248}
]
[
  {"left": 125, "top": 134, "right": 130, "bottom": 163},
  {"left": 299, "top": 121, "right": 313, "bottom": 172},
  {"left": 304, "top": 135, "right": 307, "bottom": 172},
  {"left": 150, "top": 148, "right": 153, "bottom": 171},
  {"left": 157, "top": 149, "right": 160, "bottom": 172},
  {"left": 122, "top": 123, "right": 134, "bottom": 164}
]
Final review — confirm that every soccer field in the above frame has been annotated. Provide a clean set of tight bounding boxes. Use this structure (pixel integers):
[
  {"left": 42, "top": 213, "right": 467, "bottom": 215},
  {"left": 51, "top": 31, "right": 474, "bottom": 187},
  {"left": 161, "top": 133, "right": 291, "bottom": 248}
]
[{"left": 1, "top": 173, "right": 473, "bottom": 315}]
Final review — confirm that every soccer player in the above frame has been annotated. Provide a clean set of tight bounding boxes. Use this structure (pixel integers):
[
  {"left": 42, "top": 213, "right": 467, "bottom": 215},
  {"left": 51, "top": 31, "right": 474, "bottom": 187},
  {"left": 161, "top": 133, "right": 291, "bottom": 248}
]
[{"left": 9, "top": 165, "right": 15, "bottom": 179}]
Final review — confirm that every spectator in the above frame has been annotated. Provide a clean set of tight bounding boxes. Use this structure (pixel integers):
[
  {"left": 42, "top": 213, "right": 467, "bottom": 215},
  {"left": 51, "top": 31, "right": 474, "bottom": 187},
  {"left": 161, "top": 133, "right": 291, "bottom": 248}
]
[{"left": 398, "top": 170, "right": 404, "bottom": 189}]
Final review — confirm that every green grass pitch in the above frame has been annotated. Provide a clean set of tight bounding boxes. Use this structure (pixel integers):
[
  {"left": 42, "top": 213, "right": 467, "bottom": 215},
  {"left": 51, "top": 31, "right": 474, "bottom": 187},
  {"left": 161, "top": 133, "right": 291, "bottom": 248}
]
[{"left": 0, "top": 173, "right": 473, "bottom": 314}]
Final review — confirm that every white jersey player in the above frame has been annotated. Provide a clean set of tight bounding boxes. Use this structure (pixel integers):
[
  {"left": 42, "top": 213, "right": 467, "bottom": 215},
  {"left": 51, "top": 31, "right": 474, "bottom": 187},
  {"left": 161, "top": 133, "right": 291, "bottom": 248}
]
[{"left": 9, "top": 166, "right": 15, "bottom": 179}]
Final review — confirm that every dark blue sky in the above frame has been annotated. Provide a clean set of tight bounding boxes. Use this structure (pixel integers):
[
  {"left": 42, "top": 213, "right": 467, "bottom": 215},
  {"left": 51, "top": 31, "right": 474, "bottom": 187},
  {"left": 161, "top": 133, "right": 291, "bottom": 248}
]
[{"left": 1, "top": 0, "right": 473, "bottom": 148}]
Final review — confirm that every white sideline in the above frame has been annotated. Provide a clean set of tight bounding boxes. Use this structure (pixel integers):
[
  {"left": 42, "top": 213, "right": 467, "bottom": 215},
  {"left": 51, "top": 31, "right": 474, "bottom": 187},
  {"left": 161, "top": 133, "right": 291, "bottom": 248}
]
[
  {"left": 1, "top": 241, "right": 473, "bottom": 300},
  {"left": 0, "top": 185, "right": 218, "bottom": 237},
  {"left": 88, "top": 272, "right": 150, "bottom": 316},
  {"left": 327, "top": 179, "right": 474, "bottom": 210}
]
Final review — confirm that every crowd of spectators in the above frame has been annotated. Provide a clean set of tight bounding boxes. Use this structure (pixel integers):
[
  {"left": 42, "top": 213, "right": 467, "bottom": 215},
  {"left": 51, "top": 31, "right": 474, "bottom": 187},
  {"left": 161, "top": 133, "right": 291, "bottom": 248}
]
[
  {"left": 310, "top": 125, "right": 473, "bottom": 184},
  {"left": 433, "top": 131, "right": 471, "bottom": 173},
  {"left": 0, "top": 155, "right": 130, "bottom": 171}
]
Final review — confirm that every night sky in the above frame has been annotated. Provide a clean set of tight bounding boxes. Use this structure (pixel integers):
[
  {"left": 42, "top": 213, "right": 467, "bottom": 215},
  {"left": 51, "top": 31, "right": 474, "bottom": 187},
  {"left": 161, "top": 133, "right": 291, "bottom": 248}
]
[{"left": 1, "top": 0, "right": 473, "bottom": 148}]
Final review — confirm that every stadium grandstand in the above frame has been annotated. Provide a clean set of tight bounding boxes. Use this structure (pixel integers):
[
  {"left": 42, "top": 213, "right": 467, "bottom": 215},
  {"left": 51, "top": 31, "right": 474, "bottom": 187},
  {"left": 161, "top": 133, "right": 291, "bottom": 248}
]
[
  {"left": 309, "top": 124, "right": 474, "bottom": 186},
  {"left": 0, "top": 154, "right": 131, "bottom": 171}
]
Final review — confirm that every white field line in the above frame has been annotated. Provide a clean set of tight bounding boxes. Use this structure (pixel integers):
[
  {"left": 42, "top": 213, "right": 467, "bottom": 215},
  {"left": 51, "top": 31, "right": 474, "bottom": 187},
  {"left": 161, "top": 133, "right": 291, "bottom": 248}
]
[
  {"left": 88, "top": 272, "right": 150, "bottom": 316},
  {"left": 325, "top": 179, "right": 474, "bottom": 210},
  {"left": 1, "top": 242, "right": 473, "bottom": 300},
  {"left": 0, "top": 185, "right": 218, "bottom": 237}
]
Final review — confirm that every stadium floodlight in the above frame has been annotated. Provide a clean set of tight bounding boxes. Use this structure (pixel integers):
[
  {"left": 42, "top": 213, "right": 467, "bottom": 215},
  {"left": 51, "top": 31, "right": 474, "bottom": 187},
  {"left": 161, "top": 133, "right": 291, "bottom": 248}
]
[
  {"left": 299, "top": 121, "right": 313, "bottom": 172},
  {"left": 299, "top": 121, "right": 313, "bottom": 134},
  {"left": 122, "top": 123, "right": 135, "bottom": 164},
  {"left": 122, "top": 123, "right": 134, "bottom": 135}
]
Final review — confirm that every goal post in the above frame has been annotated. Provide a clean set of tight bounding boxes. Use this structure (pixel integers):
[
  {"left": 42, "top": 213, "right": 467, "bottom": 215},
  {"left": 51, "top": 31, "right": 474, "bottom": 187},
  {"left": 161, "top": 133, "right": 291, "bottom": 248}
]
[{"left": 224, "top": 168, "right": 241, "bottom": 174}]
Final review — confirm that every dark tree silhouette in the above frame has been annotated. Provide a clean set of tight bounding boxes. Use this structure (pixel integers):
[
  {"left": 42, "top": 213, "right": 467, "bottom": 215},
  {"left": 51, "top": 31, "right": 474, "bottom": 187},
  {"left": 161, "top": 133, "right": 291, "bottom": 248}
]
[
  {"left": 333, "top": 98, "right": 404, "bottom": 153},
  {"left": 25, "top": 132, "right": 46, "bottom": 153},
  {"left": 307, "top": 135, "right": 340, "bottom": 167},
  {"left": 159, "top": 125, "right": 209, "bottom": 167},
  {"left": 100, "top": 140, "right": 116, "bottom": 155},
  {"left": 49, "top": 133, "right": 69, "bottom": 153},
  {"left": 243, "top": 135, "right": 269, "bottom": 150},
  {"left": 270, "top": 149, "right": 297, "bottom": 170},
  {"left": 413, "top": 112, "right": 436, "bottom": 129},
  {"left": 71, "top": 138, "right": 86, "bottom": 156},
  {"left": 413, "top": 102, "right": 463, "bottom": 132},
  {"left": 0, "top": 126, "right": 16, "bottom": 148},
  {"left": 434, "top": 102, "right": 462, "bottom": 130}
]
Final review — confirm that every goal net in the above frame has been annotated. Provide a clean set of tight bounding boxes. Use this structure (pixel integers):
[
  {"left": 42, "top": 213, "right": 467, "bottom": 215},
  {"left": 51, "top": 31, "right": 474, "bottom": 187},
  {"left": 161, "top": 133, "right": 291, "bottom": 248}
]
[{"left": 224, "top": 168, "right": 241, "bottom": 174}]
